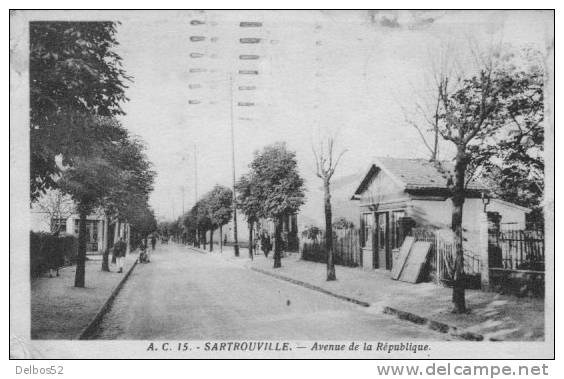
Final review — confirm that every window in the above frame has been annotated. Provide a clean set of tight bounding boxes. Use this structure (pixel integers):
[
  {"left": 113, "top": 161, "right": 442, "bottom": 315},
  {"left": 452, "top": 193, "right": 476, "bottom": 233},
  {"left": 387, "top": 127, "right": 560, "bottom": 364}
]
[
  {"left": 50, "top": 218, "right": 67, "bottom": 233},
  {"left": 377, "top": 213, "right": 387, "bottom": 249},
  {"left": 73, "top": 220, "right": 99, "bottom": 243},
  {"left": 361, "top": 213, "right": 373, "bottom": 248},
  {"left": 391, "top": 210, "right": 406, "bottom": 249}
]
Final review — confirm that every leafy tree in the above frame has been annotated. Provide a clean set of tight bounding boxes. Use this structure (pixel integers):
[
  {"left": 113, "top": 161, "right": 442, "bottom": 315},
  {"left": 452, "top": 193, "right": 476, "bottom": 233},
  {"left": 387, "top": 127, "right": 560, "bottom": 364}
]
[
  {"left": 97, "top": 121, "right": 155, "bottom": 270},
  {"left": 437, "top": 64, "right": 503, "bottom": 313},
  {"left": 190, "top": 199, "right": 212, "bottom": 249},
  {"left": 470, "top": 49, "right": 544, "bottom": 224},
  {"left": 58, "top": 153, "right": 120, "bottom": 287},
  {"left": 332, "top": 217, "right": 355, "bottom": 230},
  {"left": 169, "top": 218, "right": 182, "bottom": 243},
  {"left": 128, "top": 203, "right": 157, "bottom": 248},
  {"left": 181, "top": 212, "right": 198, "bottom": 245},
  {"left": 30, "top": 21, "right": 130, "bottom": 201},
  {"left": 56, "top": 115, "right": 156, "bottom": 285},
  {"left": 206, "top": 185, "right": 233, "bottom": 252},
  {"left": 313, "top": 136, "right": 347, "bottom": 281},
  {"left": 235, "top": 174, "right": 262, "bottom": 259},
  {"left": 248, "top": 143, "right": 305, "bottom": 268},
  {"left": 301, "top": 225, "right": 322, "bottom": 242}
]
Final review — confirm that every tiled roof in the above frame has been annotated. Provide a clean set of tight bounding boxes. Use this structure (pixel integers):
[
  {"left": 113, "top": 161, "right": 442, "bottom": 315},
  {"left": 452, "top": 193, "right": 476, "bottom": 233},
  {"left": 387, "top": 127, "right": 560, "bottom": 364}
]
[
  {"left": 375, "top": 157, "right": 485, "bottom": 190},
  {"left": 353, "top": 157, "right": 486, "bottom": 197}
]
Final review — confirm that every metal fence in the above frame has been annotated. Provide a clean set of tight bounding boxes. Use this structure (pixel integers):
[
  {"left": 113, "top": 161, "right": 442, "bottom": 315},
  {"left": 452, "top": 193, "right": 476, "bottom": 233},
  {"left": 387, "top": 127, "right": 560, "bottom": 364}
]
[
  {"left": 411, "top": 228, "right": 481, "bottom": 286},
  {"left": 489, "top": 228, "right": 544, "bottom": 271}
]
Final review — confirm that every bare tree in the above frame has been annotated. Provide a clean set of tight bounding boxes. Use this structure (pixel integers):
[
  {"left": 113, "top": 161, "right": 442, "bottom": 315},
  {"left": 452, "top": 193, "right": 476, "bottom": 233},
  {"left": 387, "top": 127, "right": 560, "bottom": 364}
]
[
  {"left": 36, "top": 189, "right": 75, "bottom": 234},
  {"left": 397, "top": 42, "right": 461, "bottom": 162},
  {"left": 312, "top": 136, "right": 347, "bottom": 281},
  {"left": 398, "top": 85, "right": 442, "bottom": 161}
]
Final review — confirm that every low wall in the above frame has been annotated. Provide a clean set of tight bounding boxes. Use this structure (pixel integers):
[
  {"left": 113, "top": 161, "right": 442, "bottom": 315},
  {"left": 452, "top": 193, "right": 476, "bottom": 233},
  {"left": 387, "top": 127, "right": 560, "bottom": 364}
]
[{"left": 489, "top": 268, "right": 544, "bottom": 297}]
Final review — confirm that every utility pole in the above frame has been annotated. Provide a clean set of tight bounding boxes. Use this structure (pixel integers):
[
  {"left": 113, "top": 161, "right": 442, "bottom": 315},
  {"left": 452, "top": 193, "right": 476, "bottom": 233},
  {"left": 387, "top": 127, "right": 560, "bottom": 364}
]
[
  {"left": 229, "top": 73, "right": 240, "bottom": 257},
  {"left": 194, "top": 144, "right": 198, "bottom": 201},
  {"left": 180, "top": 186, "right": 185, "bottom": 215},
  {"left": 194, "top": 144, "right": 199, "bottom": 247}
]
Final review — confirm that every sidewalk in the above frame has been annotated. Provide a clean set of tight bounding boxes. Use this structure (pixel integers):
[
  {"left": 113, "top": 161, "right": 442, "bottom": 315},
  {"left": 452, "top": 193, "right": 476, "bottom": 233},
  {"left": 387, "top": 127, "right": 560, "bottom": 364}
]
[
  {"left": 31, "top": 252, "right": 138, "bottom": 339},
  {"left": 201, "top": 244, "right": 544, "bottom": 341}
]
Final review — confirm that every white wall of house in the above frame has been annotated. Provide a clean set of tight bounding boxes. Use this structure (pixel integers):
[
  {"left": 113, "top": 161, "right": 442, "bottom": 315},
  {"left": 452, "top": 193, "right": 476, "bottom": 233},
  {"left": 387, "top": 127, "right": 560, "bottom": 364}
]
[
  {"left": 487, "top": 199, "right": 528, "bottom": 229},
  {"left": 30, "top": 210, "right": 108, "bottom": 253},
  {"left": 30, "top": 211, "right": 52, "bottom": 233},
  {"left": 409, "top": 199, "right": 452, "bottom": 229},
  {"left": 410, "top": 197, "right": 528, "bottom": 254},
  {"left": 359, "top": 169, "right": 406, "bottom": 207}
]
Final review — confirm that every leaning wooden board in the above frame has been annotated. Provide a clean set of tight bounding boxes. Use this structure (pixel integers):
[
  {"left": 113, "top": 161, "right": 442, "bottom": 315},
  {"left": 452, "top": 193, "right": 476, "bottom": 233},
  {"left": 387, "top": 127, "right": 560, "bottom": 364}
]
[
  {"left": 391, "top": 236, "right": 415, "bottom": 280},
  {"left": 398, "top": 241, "right": 432, "bottom": 283}
]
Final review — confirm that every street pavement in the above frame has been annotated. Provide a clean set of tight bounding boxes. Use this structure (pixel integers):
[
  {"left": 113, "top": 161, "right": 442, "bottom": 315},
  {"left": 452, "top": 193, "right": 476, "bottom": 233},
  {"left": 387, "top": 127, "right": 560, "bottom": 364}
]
[{"left": 92, "top": 243, "right": 449, "bottom": 340}]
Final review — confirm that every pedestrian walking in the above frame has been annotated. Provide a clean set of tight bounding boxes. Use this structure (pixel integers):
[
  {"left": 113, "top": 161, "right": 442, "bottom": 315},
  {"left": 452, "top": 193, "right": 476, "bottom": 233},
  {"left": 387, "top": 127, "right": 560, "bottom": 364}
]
[
  {"left": 113, "top": 237, "right": 127, "bottom": 273},
  {"left": 139, "top": 240, "right": 150, "bottom": 263},
  {"left": 151, "top": 235, "right": 156, "bottom": 251},
  {"left": 261, "top": 232, "right": 271, "bottom": 258}
]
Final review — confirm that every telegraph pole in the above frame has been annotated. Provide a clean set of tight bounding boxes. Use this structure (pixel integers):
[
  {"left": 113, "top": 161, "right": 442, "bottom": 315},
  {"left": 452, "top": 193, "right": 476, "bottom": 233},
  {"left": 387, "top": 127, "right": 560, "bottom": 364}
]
[
  {"left": 180, "top": 186, "right": 185, "bottom": 215},
  {"left": 229, "top": 73, "right": 240, "bottom": 257},
  {"left": 194, "top": 144, "right": 199, "bottom": 247},
  {"left": 194, "top": 144, "right": 198, "bottom": 201}
]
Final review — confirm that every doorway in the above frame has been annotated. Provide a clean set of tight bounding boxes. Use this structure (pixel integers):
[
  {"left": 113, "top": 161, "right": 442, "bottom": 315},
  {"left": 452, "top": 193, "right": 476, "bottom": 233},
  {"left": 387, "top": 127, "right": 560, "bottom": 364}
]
[{"left": 376, "top": 212, "right": 390, "bottom": 270}]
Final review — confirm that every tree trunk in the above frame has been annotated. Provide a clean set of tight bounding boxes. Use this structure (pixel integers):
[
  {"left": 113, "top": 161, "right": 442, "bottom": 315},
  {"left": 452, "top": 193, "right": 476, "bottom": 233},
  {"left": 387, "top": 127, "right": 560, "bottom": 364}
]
[
  {"left": 324, "top": 180, "right": 336, "bottom": 281},
  {"left": 74, "top": 207, "right": 88, "bottom": 288},
  {"left": 248, "top": 220, "right": 254, "bottom": 260},
  {"left": 102, "top": 248, "right": 110, "bottom": 272},
  {"left": 219, "top": 225, "right": 223, "bottom": 253},
  {"left": 431, "top": 99, "right": 440, "bottom": 161},
  {"left": 273, "top": 216, "right": 282, "bottom": 268},
  {"left": 111, "top": 222, "right": 117, "bottom": 264},
  {"left": 102, "top": 215, "right": 111, "bottom": 272},
  {"left": 233, "top": 205, "right": 240, "bottom": 257},
  {"left": 451, "top": 145, "right": 467, "bottom": 313},
  {"left": 202, "top": 231, "right": 207, "bottom": 250},
  {"left": 209, "top": 227, "right": 214, "bottom": 252}
]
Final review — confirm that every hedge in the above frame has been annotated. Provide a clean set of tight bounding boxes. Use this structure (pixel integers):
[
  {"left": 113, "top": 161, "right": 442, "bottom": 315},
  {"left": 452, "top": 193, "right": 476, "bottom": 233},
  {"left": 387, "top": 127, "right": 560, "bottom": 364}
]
[{"left": 30, "top": 232, "right": 78, "bottom": 278}]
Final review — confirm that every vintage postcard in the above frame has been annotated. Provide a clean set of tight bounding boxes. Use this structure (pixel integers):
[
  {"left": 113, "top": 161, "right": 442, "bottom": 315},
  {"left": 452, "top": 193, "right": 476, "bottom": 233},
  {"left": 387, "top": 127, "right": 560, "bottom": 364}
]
[{"left": 10, "top": 9, "right": 554, "bottom": 360}]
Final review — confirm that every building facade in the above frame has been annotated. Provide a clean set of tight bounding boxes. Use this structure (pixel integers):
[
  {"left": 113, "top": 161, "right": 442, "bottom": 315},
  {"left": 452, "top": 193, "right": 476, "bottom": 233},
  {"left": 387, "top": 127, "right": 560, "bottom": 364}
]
[{"left": 351, "top": 157, "right": 530, "bottom": 271}]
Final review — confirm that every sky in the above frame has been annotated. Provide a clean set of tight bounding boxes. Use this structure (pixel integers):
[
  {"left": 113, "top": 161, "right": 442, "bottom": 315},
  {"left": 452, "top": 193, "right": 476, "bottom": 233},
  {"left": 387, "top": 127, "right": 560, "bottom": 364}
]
[{"left": 110, "top": 10, "right": 552, "bottom": 221}]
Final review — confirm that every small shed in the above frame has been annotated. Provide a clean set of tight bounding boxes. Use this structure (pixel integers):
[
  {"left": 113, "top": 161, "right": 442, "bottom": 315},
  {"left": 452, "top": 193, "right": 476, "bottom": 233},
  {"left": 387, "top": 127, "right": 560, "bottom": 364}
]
[{"left": 351, "top": 157, "right": 530, "bottom": 271}]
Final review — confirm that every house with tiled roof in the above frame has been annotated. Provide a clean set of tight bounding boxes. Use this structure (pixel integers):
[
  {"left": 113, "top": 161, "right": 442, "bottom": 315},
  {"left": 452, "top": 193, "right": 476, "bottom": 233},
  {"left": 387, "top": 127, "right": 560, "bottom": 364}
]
[{"left": 351, "top": 157, "right": 530, "bottom": 271}]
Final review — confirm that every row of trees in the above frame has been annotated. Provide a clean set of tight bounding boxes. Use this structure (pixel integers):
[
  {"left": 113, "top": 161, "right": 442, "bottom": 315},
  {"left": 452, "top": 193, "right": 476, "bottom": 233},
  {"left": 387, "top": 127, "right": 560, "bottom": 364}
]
[
  {"left": 184, "top": 185, "right": 233, "bottom": 251},
  {"left": 165, "top": 143, "right": 309, "bottom": 271},
  {"left": 30, "top": 22, "right": 157, "bottom": 287},
  {"left": 181, "top": 141, "right": 344, "bottom": 279}
]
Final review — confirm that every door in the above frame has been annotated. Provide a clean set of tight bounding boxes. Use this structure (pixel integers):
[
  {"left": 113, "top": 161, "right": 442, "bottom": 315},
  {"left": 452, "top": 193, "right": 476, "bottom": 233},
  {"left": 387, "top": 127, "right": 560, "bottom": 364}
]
[{"left": 376, "top": 212, "right": 390, "bottom": 269}]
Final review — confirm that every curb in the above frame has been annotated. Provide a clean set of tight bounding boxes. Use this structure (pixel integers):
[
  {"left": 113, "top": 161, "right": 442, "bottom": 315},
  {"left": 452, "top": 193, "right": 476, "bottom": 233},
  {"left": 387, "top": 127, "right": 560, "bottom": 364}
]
[
  {"left": 77, "top": 255, "right": 138, "bottom": 340},
  {"left": 186, "top": 246, "right": 209, "bottom": 254},
  {"left": 250, "top": 267, "right": 485, "bottom": 341},
  {"left": 250, "top": 267, "right": 370, "bottom": 307},
  {"left": 382, "top": 306, "right": 484, "bottom": 341}
]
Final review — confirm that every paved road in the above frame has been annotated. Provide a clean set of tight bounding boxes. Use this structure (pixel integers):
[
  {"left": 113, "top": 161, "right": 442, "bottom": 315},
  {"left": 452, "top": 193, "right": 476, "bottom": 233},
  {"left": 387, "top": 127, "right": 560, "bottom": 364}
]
[{"left": 92, "top": 243, "right": 449, "bottom": 340}]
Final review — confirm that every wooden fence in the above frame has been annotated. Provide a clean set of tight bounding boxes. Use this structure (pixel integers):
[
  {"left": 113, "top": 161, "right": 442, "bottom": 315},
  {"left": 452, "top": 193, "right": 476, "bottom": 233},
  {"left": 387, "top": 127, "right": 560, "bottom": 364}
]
[{"left": 301, "top": 228, "right": 361, "bottom": 267}]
